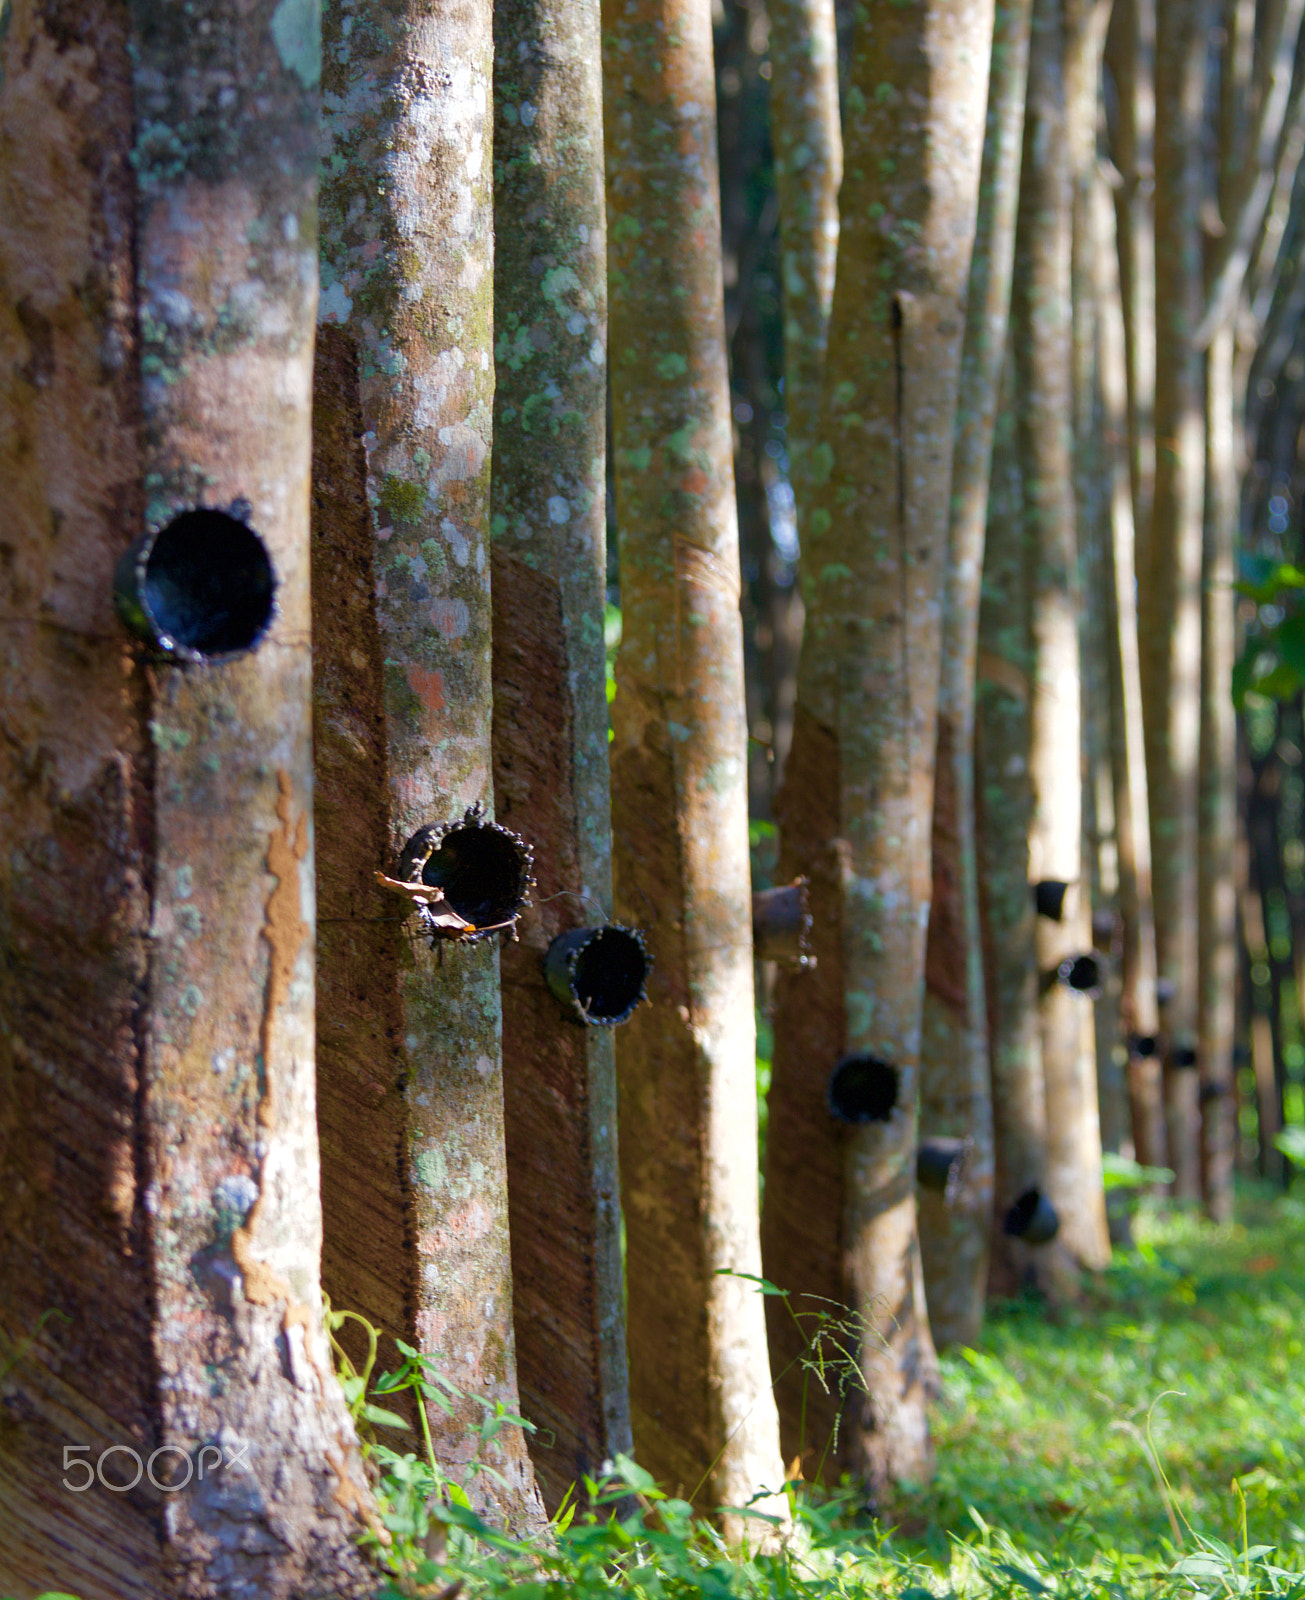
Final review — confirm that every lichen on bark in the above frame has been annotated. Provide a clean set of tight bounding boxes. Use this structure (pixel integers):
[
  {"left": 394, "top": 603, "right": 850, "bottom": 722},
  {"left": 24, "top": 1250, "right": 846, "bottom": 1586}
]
[
  {"left": 766, "top": 0, "right": 991, "bottom": 1506},
  {"left": 603, "top": 0, "right": 786, "bottom": 1533},
  {"left": 317, "top": 0, "right": 543, "bottom": 1533},
  {"left": 491, "top": 0, "right": 632, "bottom": 1513}
]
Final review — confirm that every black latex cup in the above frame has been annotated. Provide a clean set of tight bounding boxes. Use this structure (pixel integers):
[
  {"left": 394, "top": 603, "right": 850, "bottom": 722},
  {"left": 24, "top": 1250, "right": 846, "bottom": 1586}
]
[
  {"left": 1004, "top": 1186, "right": 1060, "bottom": 1245},
  {"left": 544, "top": 925, "right": 650, "bottom": 1026},
  {"left": 827, "top": 1054, "right": 899, "bottom": 1124},
  {"left": 114, "top": 506, "right": 276, "bottom": 662}
]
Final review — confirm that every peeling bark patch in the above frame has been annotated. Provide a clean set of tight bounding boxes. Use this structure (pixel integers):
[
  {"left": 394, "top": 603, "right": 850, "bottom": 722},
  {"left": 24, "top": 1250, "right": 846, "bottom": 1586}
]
[
  {"left": 230, "top": 771, "right": 307, "bottom": 1308},
  {"left": 262, "top": 769, "right": 310, "bottom": 1098}
]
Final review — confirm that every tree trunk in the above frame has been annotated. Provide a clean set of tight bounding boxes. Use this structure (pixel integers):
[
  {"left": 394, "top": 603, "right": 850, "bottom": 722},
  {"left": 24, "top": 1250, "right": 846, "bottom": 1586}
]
[
  {"left": 1092, "top": 168, "right": 1165, "bottom": 1179},
  {"left": 977, "top": 381, "right": 1048, "bottom": 1297},
  {"left": 1144, "top": 0, "right": 1210, "bottom": 1201},
  {"left": 1103, "top": 0, "right": 1156, "bottom": 578},
  {"left": 1, "top": 1, "right": 376, "bottom": 1593},
  {"left": 919, "top": 0, "right": 1032, "bottom": 1352},
  {"left": 1015, "top": 0, "right": 1109, "bottom": 1276},
  {"left": 766, "top": 0, "right": 991, "bottom": 1506},
  {"left": 490, "top": 0, "right": 633, "bottom": 1512},
  {"left": 1197, "top": 323, "right": 1238, "bottom": 1220},
  {"left": 603, "top": 0, "right": 787, "bottom": 1531},
  {"left": 768, "top": 0, "right": 841, "bottom": 542},
  {"left": 316, "top": 0, "right": 544, "bottom": 1532}
]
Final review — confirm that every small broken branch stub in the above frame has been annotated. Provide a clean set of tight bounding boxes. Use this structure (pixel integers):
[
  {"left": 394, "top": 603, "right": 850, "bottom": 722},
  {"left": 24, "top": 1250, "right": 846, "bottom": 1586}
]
[
  {"left": 113, "top": 503, "right": 276, "bottom": 662},
  {"left": 377, "top": 803, "right": 534, "bottom": 944},
  {"left": 543, "top": 925, "right": 651, "bottom": 1026}
]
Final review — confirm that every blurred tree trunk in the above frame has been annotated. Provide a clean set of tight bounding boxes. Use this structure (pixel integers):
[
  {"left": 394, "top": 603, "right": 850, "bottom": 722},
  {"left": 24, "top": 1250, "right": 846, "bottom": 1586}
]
[
  {"left": 316, "top": 0, "right": 543, "bottom": 1531},
  {"left": 1065, "top": 0, "right": 1120, "bottom": 1218},
  {"left": 0, "top": 1, "right": 375, "bottom": 1594},
  {"left": 765, "top": 0, "right": 839, "bottom": 788},
  {"left": 977, "top": 383, "right": 1048, "bottom": 1297},
  {"left": 603, "top": 0, "right": 787, "bottom": 1531},
  {"left": 1104, "top": 0, "right": 1156, "bottom": 587},
  {"left": 1141, "top": 0, "right": 1210, "bottom": 1200},
  {"left": 490, "top": 0, "right": 633, "bottom": 1512},
  {"left": 1016, "top": 0, "right": 1109, "bottom": 1274},
  {"left": 765, "top": 0, "right": 991, "bottom": 1506},
  {"left": 1199, "top": 322, "right": 1238, "bottom": 1220},
  {"left": 919, "top": 0, "right": 1032, "bottom": 1351},
  {"left": 769, "top": 0, "right": 840, "bottom": 541},
  {"left": 1093, "top": 169, "right": 1166, "bottom": 1177}
]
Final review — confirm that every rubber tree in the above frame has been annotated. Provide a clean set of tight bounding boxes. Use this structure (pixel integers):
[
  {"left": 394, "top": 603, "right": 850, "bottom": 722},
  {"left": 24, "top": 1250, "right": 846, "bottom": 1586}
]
[
  {"left": 315, "top": 0, "right": 543, "bottom": 1531},
  {"left": 1092, "top": 168, "right": 1165, "bottom": 1178},
  {"left": 757, "top": 0, "right": 843, "bottom": 1434},
  {"left": 976, "top": 382, "right": 1050, "bottom": 1298},
  {"left": 764, "top": 0, "right": 991, "bottom": 1505},
  {"left": 1014, "top": 0, "right": 1108, "bottom": 1276},
  {"left": 918, "top": 0, "right": 1031, "bottom": 1350},
  {"left": 0, "top": 0, "right": 376, "bottom": 1594},
  {"left": 768, "top": 0, "right": 841, "bottom": 540},
  {"left": 603, "top": 0, "right": 788, "bottom": 1529},
  {"left": 490, "top": 0, "right": 634, "bottom": 1511},
  {"left": 1141, "top": 0, "right": 1212, "bottom": 1200}
]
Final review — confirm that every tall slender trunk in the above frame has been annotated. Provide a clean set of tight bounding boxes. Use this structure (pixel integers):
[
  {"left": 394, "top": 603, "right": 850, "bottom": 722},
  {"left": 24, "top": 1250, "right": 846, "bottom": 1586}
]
[
  {"left": 766, "top": 0, "right": 991, "bottom": 1505},
  {"left": 768, "top": 0, "right": 841, "bottom": 540},
  {"left": 490, "top": 0, "right": 633, "bottom": 1511},
  {"left": 1144, "top": 0, "right": 1211, "bottom": 1199},
  {"left": 1016, "top": 0, "right": 1109, "bottom": 1274},
  {"left": 1199, "top": 323, "right": 1239, "bottom": 1221},
  {"left": 919, "top": 0, "right": 1033, "bottom": 1350},
  {"left": 977, "top": 382, "right": 1048, "bottom": 1298},
  {"left": 1093, "top": 169, "right": 1165, "bottom": 1176},
  {"left": 1, "top": 0, "right": 376, "bottom": 1592},
  {"left": 603, "top": 0, "right": 786, "bottom": 1529},
  {"left": 316, "top": 0, "right": 543, "bottom": 1531}
]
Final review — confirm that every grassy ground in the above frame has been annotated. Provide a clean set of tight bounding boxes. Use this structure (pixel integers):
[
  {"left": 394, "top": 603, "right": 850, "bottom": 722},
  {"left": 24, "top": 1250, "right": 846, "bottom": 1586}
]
[
  {"left": 888, "top": 1187, "right": 1305, "bottom": 1586},
  {"left": 378, "top": 1186, "right": 1305, "bottom": 1600}
]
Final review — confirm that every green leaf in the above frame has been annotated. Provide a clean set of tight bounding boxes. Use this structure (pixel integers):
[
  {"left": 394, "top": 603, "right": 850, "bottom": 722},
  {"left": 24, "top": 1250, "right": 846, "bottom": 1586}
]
[
  {"left": 360, "top": 1403, "right": 410, "bottom": 1430},
  {"left": 995, "top": 1561, "right": 1050, "bottom": 1593},
  {"left": 1274, "top": 1127, "right": 1305, "bottom": 1166}
]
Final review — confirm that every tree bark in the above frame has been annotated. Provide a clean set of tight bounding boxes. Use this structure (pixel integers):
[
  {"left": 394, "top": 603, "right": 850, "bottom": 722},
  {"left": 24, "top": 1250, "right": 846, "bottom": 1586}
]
[
  {"left": 603, "top": 0, "right": 787, "bottom": 1531},
  {"left": 317, "top": 0, "right": 544, "bottom": 1531},
  {"left": 490, "top": 0, "right": 633, "bottom": 1512},
  {"left": 977, "top": 381, "right": 1047, "bottom": 1297},
  {"left": 1144, "top": 0, "right": 1211, "bottom": 1200},
  {"left": 1, "top": 0, "right": 376, "bottom": 1592},
  {"left": 1015, "top": 0, "right": 1109, "bottom": 1276},
  {"left": 1092, "top": 168, "right": 1165, "bottom": 1178},
  {"left": 765, "top": 0, "right": 991, "bottom": 1505},
  {"left": 919, "top": 0, "right": 1032, "bottom": 1352},
  {"left": 1198, "top": 322, "right": 1238, "bottom": 1220},
  {"left": 768, "top": 0, "right": 841, "bottom": 542}
]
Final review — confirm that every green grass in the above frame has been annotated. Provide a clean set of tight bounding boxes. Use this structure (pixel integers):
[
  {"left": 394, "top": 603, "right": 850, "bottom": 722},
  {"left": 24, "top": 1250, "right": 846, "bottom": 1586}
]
[
  {"left": 902, "top": 1190, "right": 1305, "bottom": 1573},
  {"left": 383, "top": 1188, "right": 1305, "bottom": 1600}
]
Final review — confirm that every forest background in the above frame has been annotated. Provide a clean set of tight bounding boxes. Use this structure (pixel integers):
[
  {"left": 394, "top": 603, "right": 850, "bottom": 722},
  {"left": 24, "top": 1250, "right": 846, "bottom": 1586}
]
[{"left": 5, "top": 0, "right": 1305, "bottom": 1594}]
